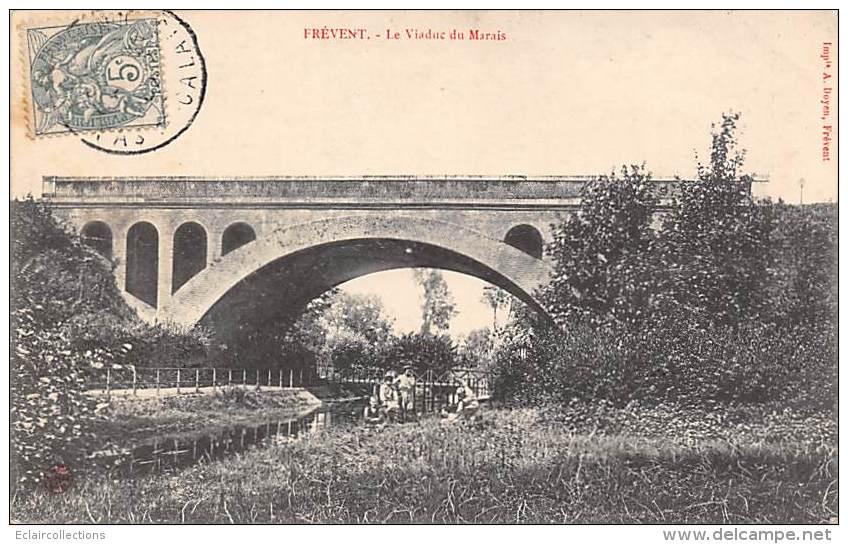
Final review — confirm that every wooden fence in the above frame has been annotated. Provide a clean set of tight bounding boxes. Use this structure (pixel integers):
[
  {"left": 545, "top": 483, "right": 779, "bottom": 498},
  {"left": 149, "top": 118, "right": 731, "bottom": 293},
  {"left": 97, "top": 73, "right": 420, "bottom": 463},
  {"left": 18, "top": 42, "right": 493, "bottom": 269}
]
[
  {"left": 323, "top": 367, "right": 492, "bottom": 411},
  {"left": 87, "top": 365, "right": 491, "bottom": 409},
  {"left": 86, "top": 366, "right": 313, "bottom": 396}
]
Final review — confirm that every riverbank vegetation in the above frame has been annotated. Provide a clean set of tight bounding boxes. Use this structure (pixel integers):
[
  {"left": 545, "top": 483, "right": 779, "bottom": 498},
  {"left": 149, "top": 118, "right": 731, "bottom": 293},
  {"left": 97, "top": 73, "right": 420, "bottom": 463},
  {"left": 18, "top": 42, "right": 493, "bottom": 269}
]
[{"left": 11, "top": 406, "right": 836, "bottom": 524}]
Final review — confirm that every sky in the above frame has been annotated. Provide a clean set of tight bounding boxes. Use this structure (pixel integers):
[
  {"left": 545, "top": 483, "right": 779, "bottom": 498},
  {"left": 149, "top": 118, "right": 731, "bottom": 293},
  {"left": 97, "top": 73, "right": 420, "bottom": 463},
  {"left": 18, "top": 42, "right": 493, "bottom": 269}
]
[
  {"left": 340, "top": 269, "right": 506, "bottom": 337},
  {"left": 10, "top": 11, "right": 838, "bottom": 336}
]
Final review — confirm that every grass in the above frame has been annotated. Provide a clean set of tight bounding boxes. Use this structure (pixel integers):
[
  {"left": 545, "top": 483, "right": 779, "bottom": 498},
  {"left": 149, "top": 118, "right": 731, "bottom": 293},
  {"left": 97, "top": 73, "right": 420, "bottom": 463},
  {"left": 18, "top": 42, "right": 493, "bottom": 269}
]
[{"left": 10, "top": 404, "right": 837, "bottom": 524}]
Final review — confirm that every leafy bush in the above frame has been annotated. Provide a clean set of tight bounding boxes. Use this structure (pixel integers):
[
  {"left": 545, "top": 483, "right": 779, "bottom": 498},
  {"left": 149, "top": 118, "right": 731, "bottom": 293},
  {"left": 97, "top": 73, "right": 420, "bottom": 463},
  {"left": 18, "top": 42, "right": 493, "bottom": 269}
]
[
  {"left": 494, "top": 306, "right": 835, "bottom": 412},
  {"left": 543, "top": 165, "right": 659, "bottom": 327},
  {"left": 494, "top": 113, "right": 836, "bottom": 412},
  {"left": 10, "top": 198, "right": 217, "bottom": 484},
  {"left": 11, "top": 199, "right": 122, "bottom": 483},
  {"left": 326, "top": 330, "right": 378, "bottom": 376},
  {"left": 216, "top": 292, "right": 335, "bottom": 371},
  {"left": 659, "top": 116, "right": 774, "bottom": 324},
  {"left": 383, "top": 331, "right": 459, "bottom": 374},
  {"left": 766, "top": 202, "right": 837, "bottom": 325}
]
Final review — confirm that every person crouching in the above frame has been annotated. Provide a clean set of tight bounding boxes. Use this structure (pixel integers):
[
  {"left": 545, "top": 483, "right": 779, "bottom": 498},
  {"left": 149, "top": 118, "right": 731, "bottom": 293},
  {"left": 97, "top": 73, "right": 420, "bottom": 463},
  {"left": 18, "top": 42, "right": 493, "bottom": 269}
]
[{"left": 363, "top": 395, "right": 387, "bottom": 426}]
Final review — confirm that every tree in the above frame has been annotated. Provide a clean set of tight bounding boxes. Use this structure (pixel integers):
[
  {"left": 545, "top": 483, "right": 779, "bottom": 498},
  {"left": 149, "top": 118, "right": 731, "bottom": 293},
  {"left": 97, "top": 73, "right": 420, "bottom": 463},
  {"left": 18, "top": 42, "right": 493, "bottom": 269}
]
[
  {"left": 412, "top": 269, "right": 457, "bottom": 334},
  {"left": 219, "top": 291, "right": 336, "bottom": 371},
  {"left": 325, "top": 329, "right": 378, "bottom": 377},
  {"left": 480, "top": 286, "right": 511, "bottom": 329},
  {"left": 457, "top": 328, "right": 494, "bottom": 368},
  {"left": 322, "top": 292, "right": 394, "bottom": 345},
  {"left": 384, "top": 332, "right": 458, "bottom": 375},
  {"left": 659, "top": 112, "right": 773, "bottom": 323},
  {"left": 488, "top": 114, "right": 837, "bottom": 411},
  {"left": 321, "top": 291, "right": 396, "bottom": 376},
  {"left": 543, "top": 164, "right": 659, "bottom": 326}
]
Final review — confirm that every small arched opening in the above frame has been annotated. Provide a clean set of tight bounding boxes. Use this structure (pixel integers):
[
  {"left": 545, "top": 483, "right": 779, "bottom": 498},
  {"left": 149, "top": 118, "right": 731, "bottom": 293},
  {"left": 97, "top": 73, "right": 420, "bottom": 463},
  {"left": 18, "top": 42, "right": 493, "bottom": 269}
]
[
  {"left": 126, "top": 222, "right": 159, "bottom": 307},
  {"left": 504, "top": 224, "right": 544, "bottom": 259},
  {"left": 221, "top": 222, "right": 256, "bottom": 256},
  {"left": 81, "top": 221, "right": 113, "bottom": 260},
  {"left": 173, "top": 222, "right": 208, "bottom": 294}
]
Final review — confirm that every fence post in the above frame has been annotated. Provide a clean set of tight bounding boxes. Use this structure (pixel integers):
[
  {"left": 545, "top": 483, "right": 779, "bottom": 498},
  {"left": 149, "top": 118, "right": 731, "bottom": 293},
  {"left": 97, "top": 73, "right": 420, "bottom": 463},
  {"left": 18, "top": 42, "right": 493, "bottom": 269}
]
[
  {"left": 195, "top": 369, "right": 200, "bottom": 393},
  {"left": 423, "top": 371, "right": 428, "bottom": 412},
  {"left": 299, "top": 368, "right": 303, "bottom": 387},
  {"left": 212, "top": 368, "right": 217, "bottom": 391},
  {"left": 268, "top": 369, "right": 272, "bottom": 387},
  {"left": 242, "top": 369, "right": 246, "bottom": 387},
  {"left": 429, "top": 373, "right": 434, "bottom": 412},
  {"left": 176, "top": 369, "right": 181, "bottom": 394},
  {"left": 106, "top": 367, "right": 111, "bottom": 399},
  {"left": 255, "top": 369, "right": 260, "bottom": 390},
  {"left": 279, "top": 369, "right": 283, "bottom": 388},
  {"left": 156, "top": 369, "right": 160, "bottom": 397},
  {"left": 289, "top": 369, "right": 293, "bottom": 388},
  {"left": 228, "top": 369, "right": 232, "bottom": 387},
  {"left": 132, "top": 366, "right": 137, "bottom": 396}
]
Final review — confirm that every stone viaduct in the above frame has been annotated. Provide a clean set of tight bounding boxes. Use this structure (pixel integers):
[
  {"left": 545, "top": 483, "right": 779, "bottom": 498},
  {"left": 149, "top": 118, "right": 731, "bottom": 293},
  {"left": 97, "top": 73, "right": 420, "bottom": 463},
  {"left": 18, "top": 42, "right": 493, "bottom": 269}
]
[{"left": 44, "top": 175, "right": 686, "bottom": 340}]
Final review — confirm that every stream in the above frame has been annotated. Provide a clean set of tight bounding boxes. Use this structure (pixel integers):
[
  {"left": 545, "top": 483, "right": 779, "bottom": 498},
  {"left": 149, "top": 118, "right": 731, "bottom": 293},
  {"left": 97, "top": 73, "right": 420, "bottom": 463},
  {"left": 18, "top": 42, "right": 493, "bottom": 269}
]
[{"left": 93, "top": 399, "right": 366, "bottom": 477}]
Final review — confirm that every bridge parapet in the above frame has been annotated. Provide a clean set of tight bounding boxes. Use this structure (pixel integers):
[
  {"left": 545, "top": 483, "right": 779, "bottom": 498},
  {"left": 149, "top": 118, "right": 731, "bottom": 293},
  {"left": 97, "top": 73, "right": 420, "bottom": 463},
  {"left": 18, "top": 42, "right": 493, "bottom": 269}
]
[{"left": 42, "top": 175, "right": 696, "bottom": 208}]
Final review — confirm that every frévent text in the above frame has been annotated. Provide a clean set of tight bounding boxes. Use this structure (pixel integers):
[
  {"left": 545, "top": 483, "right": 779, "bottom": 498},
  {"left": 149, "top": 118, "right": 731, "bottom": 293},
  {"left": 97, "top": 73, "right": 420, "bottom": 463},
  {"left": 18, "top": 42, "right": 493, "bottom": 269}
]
[{"left": 820, "top": 42, "right": 833, "bottom": 162}]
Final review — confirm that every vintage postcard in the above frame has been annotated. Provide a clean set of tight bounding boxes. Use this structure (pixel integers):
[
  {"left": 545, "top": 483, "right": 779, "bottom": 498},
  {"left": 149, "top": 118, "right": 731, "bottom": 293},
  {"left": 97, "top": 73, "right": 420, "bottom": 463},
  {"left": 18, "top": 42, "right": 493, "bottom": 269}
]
[{"left": 7, "top": 8, "right": 839, "bottom": 537}]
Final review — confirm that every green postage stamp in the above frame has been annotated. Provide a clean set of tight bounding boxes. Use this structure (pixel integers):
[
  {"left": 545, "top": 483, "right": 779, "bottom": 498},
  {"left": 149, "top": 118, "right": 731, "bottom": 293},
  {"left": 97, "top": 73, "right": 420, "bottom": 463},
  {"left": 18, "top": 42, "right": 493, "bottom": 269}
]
[{"left": 26, "top": 19, "right": 165, "bottom": 136}]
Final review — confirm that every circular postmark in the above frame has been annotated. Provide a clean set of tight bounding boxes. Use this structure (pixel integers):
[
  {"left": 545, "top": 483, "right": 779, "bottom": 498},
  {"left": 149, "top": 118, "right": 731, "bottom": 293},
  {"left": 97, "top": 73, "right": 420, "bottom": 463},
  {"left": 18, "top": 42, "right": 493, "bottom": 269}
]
[{"left": 25, "top": 10, "right": 206, "bottom": 154}]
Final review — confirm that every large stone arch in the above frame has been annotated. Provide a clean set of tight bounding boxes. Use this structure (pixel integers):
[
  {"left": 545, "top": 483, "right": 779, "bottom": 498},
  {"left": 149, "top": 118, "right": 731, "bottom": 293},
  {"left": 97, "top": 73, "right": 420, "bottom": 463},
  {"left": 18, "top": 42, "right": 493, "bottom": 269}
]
[{"left": 159, "top": 216, "right": 552, "bottom": 335}]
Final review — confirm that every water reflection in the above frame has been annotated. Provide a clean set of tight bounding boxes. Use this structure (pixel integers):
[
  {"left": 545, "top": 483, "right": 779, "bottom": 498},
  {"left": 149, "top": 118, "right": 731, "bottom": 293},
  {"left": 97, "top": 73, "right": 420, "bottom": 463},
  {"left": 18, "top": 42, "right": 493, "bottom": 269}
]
[{"left": 101, "top": 401, "right": 363, "bottom": 477}]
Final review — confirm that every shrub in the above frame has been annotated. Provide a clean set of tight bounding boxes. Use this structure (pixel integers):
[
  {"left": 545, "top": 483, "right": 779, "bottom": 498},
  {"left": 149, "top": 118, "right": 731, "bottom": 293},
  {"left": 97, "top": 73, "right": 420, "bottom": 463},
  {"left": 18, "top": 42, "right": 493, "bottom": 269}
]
[
  {"left": 659, "top": 112, "right": 774, "bottom": 324},
  {"left": 383, "top": 332, "right": 459, "bottom": 375},
  {"left": 10, "top": 198, "right": 217, "bottom": 484},
  {"left": 493, "top": 306, "right": 835, "bottom": 412},
  {"left": 543, "top": 164, "right": 659, "bottom": 327},
  {"left": 766, "top": 202, "right": 837, "bottom": 326},
  {"left": 500, "top": 113, "right": 837, "bottom": 413},
  {"left": 11, "top": 199, "right": 123, "bottom": 483},
  {"left": 327, "top": 332, "right": 378, "bottom": 377}
]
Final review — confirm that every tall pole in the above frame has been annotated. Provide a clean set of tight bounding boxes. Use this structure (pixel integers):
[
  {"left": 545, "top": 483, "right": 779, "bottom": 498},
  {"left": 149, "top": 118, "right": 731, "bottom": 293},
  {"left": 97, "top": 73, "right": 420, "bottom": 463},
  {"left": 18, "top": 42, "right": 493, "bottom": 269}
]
[{"left": 799, "top": 177, "right": 806, "bottom": 205}]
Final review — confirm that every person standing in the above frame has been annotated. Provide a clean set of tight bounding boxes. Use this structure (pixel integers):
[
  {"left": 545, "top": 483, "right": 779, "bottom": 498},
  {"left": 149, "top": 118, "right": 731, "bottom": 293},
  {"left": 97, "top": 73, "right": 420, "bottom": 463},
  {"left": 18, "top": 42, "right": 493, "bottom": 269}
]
[
  {"left": 395, "top": 366, "right": 417, "bottom": 422},
  {"left": 379, "top": 371, "right": 400, "bottom": 422}
]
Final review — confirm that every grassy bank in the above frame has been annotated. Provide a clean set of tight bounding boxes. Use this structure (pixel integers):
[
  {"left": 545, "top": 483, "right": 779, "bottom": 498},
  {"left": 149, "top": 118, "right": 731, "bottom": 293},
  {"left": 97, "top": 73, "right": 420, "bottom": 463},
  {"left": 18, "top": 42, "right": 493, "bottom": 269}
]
[
  {"left": 78, "top": 388, "right": 321, "bottom": 458},
  {"left": 12, "top": 404, "right": 836, "bottom": 524}
]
